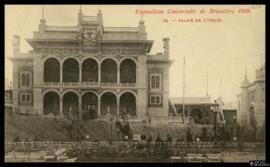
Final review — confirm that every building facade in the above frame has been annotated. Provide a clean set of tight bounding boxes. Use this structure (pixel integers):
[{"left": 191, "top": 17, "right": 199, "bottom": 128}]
[
  {"left": 10, "top": 9, "right": 172, "bottom": 121},
  {"left": 237, "top": 65, "right": 265, "bottom": 127},
  {"left": 5, "top": 90, "right": 13, "bottom": 114},
  {"left": 169, "top": 96, "right": 217, "bottom": 124}
]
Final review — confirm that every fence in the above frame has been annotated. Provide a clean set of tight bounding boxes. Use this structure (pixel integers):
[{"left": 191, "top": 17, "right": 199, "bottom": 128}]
[{"left": 5, "top": 141, "right": 264, "bottom": 152}]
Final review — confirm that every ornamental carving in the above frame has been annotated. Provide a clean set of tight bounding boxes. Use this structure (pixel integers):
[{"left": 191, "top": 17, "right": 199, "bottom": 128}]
[{"left": 77, "top": 28, "right": 102, "bottom": 41}]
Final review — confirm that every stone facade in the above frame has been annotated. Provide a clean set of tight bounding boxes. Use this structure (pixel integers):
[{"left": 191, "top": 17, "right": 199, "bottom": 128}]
[{"left": 10, "top": 9, "right": 173, "bottom": 121}]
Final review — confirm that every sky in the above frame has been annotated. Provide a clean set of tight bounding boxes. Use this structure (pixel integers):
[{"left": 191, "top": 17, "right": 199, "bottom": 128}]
[{"left": 5, "top": 5, "right": 265, "bottom": 103}]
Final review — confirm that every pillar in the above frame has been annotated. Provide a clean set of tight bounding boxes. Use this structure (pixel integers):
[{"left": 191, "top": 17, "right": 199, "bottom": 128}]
[
  {"left": 79, "top": 97, "right": 82, "bottom": 119},
  {"left": 60, "top": 98, "right": 63, "bottom": 116},
  {"left": 117, "top": 65, "right": 120, "bottom": 86},
  {"left": 79, "top": 64, "right": 82, "bottom": 83},
  {"left": 60, "top": 64, "right": 63, "bottom": 83},
  {"left": 98, "top": 98, "right": 101, "bottom": 117},
  {"left": 98, "top": 65, "right": 101, "bottom": 83},
  {"left": 117, "top": 97, "right": 120, "bottom": 117}
]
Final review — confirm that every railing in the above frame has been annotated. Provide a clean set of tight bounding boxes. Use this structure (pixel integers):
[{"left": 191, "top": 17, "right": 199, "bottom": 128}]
[
  {"left": 43, "top": 82, "right": 61, "bottom": 86},
  {"left": 43, "top": 82, "right": 136, "bottom": 87},
  {"left": 6, "top": 141, "right": 265, "bottom": 149},
  {"left": 46, "top": 26, "right": 79, "bottom": 32},
  {"left": 100, "top": 82, "right": 118, "bottom": 87},
  {"left": 119, "top": 83, "right": 136, "bottom": 87},
  {"left": 104, "top": 27, "right": 139, "bottom": 32},
  {"left": 81, "top": 81, "right": 99, "bottom": 86},
  {"left": 62, "top": 82, "right": 80, "bottom": 86},
  {"left": 82, "top": 16, "right": 97, "bottom": 21}
]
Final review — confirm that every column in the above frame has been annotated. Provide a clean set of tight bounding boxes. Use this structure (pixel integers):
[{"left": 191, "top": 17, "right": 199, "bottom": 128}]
[
  {"left": 60, "top": 64, "right": 63, "bottom": 84},
  {"left": 98, "top": 98, "right": 101, "bottom": 117},
  {"left": 117, "top": 97, "right": 120, "bottom": 117},
  {"left": 117, "top": 65, "right": 120, "bottom": 86},
  {"left": 60, "top": 98, "right": 63, "bottom": 116},
  {"left": 98, "top": 65, "right": 101, "bottom": 83},
  {"left": 79, "top": 64, "right": 82, "bottom": 83},
  {"left": 79, "top": 97, "right": 82, "bottom": 119}
]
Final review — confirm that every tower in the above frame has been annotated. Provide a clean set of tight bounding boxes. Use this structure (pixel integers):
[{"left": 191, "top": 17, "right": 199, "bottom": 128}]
[{"left": 239, "top": 67, "right": 250, "bottom": 126}]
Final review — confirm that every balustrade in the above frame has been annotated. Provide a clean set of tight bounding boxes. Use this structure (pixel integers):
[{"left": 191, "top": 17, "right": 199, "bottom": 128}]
[
  {"left": 104, "top": 27, "right": 139, "bottom": 32},
  {"left": 43, "top": 81, "right": 136, "bottom": 87},
  {"left": 46, "top": 26, "right": 79, "bottom": 32}
]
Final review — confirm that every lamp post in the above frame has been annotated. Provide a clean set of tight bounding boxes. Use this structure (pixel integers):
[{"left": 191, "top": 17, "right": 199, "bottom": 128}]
[
  {"left": 211, "top": 100, "right": 219, "bottom": 142},
  {"left": 106, "top": 105, "right": 114, "bottom": 142}
]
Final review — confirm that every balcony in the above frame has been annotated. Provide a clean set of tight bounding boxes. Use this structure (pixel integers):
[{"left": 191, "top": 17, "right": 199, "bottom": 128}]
[
  {"left": 81, "top": 81, "right": 99, "bottom": 86},
  {"left": 119, "top": 83, "right": 136, "bottom": 87},
  {"left": 100, "top": 82, "right": 118, "bottom": 87},
  {"left": 62, "top": 82, "right": 80, "bottom": 86},
  {"left": 43, "top": 82, "right": 136, "bottom": 88},
  {"left": 43, "top": 82, "right": 61, "bottom": 86}
]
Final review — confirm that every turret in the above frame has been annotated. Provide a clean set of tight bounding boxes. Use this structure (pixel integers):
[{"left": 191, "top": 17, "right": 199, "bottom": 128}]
[
  {"left": 241, "top": 75, "right": 250, "bottom": 88},
  {"left": 163, "top": 37, "right": 170, "bottom": 57},
  {"left": 12, "top": 35, "right": 20, "bottom": 57},
  {"left": 138, "top": 20, "right": 145, "bottom": 34},
  {"left": 97, "top": 9, "right": 103, "bottom": 25},
  {"left": 255, "top": 64, "right": 265, "bottom": 81},
  {"left": 39, "top": 6, "right": 47, "bottom": 32},
  {"left": 78, "top": 6, "right": 83, "bottom": 26}
]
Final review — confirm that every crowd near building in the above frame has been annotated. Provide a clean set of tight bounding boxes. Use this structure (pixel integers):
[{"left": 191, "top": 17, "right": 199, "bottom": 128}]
[{"left": 10, "top": 8, "right": 172, "bottom": 121}]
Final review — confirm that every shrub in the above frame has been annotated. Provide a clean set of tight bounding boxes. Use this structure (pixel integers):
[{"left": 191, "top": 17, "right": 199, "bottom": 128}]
[{"left": 13, "top": 136, "right": 21, "bottom": 142}]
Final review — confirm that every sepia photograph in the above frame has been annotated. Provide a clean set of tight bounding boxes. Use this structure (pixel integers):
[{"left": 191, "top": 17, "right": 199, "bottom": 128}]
[{"left": 4, "top": 4, "right": 266, "bottom": 163}]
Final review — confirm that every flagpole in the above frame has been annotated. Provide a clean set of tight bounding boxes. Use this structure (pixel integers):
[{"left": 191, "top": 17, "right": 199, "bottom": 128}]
[{"left": 183, "top": 57, "right": 185, "bottom": 123}]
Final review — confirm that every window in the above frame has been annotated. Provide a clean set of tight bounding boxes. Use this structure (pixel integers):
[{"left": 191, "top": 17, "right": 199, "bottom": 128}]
[
  {"left": 20, "top": 93, "right": 32, "bottom": 104},
  {"left": 150, "top": 73, "right": 162, "bottom": 89},
  {"left": 149, "top": 95, "right": 162, "bottom": 105},
  {"left": 20, "top": 71, "right": 31, "bottom": 88}
]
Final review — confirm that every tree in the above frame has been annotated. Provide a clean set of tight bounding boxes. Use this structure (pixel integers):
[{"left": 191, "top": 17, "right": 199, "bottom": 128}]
[
  {"left": 13, "top": 136, "right": 21, "bottom": 142},
  {"left": 115, "top": 120, "right": 132, "bottom": 140},
  {"left": 200, "top": 127, "right": 208, "bottom": 142},
  {"left": 186, "top": 128, "right": 193, "bottom": 142},
  {"left": 156, "top": 133, "right": 162, "bottom": 142},
  {"left": 166, "top": 133, "right": 172, "bottom": 142}
]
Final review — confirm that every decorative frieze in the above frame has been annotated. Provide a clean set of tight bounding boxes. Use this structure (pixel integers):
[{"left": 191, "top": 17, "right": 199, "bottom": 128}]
[
  {"left": 101, "top": 49, "right": 144, "bottom": 55},
  {"left": 36, "top": 48, "right": 80, "bottom": 54}
]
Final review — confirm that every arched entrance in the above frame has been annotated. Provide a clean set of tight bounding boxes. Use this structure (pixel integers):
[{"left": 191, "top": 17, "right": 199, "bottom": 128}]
[
  {"left": 82, "top": 92, "right": 98, "bottom": 119},
  {"left": 82, "top": 58, "right": 98, "bottom": 82},
  {"left": 62, "top": 92, "right": 79, "bottom": 117},
  {"left": 101, "top": 92, "right": 117, "bottom": 115},
  {"left": 120, "top": 59, "right": 136, "bottom": 83},
  {"left": 120, "top": 92, "right": 136, "bottom": 117},
  {"left": 63, "top": 58, "right": 79, "bottom": 82},
  {"left": 101, "top": 59, "right": 117, "bottom": 83},
  {"left": 44, "top": 58, "right": 60, "bottom": 82},
  {"left": 43, "top": 91, "right": 60, "bottom": 115}
]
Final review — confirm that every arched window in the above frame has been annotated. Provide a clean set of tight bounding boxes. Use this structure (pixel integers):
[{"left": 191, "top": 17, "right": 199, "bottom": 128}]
[
  {"left": 150, "top": 73, "right": 161, "bottom": 89},
  {"left": 21, "top": 71, "right": 31, "bottom": 88}
]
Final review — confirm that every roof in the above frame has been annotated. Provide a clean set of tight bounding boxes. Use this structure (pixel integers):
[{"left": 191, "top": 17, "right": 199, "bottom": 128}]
[
  {"left": 147, "top": 54, "right": 173, "bottom": 64},
  {"left": 170, "top": 96, "right": 212, "bottom": 105},
  {"left": 9, "top": 53, "right": 33, "bottom": 61}
]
